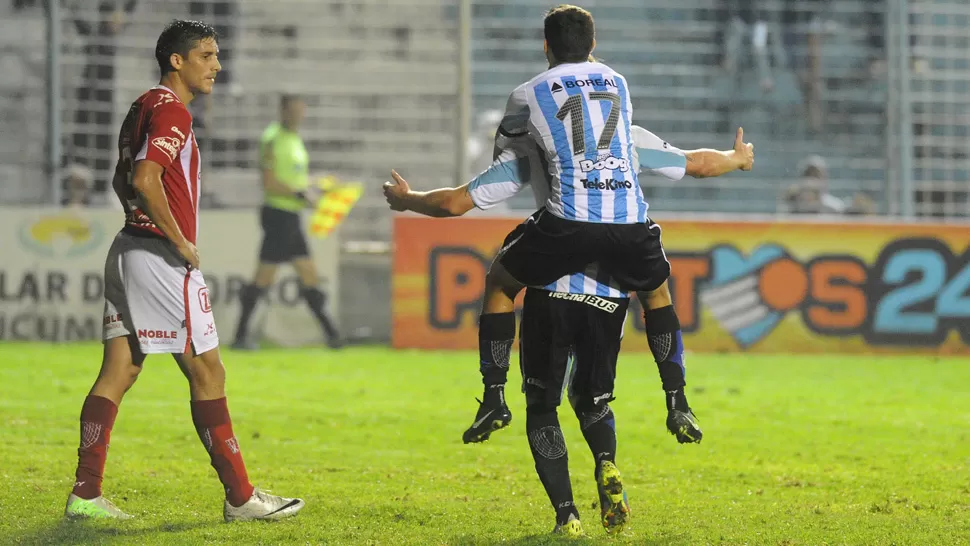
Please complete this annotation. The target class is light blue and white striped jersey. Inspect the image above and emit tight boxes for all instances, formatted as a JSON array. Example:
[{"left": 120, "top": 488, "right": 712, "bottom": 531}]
[
  {"left": 468, "top": 125, "right": 686, "bottom": 298},
  {"left": 496, "top": 62, "right": 686, "bottom": 224}
]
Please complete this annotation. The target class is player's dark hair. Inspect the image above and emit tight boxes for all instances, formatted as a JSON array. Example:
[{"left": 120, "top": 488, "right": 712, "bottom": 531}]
[
  {"left": 155, "top": 19, "right": 219, "bottom": 75},
  {"left": 544, "top": 4, "right": 595, "bottom": 64}
]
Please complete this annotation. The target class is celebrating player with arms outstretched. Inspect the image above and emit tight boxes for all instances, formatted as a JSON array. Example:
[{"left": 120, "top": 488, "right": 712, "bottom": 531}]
[
  {"left": 64, "top": 20, "right": 304, "bottom": 522},
  {"left": 385, "top": 121, "right": 738, "bottom": 535},
  {"left": 385, "top": 5, "right": 754, "bottom": 448},
  {"left": 468, "top": 4, "right": 753, "bottom": 445}
]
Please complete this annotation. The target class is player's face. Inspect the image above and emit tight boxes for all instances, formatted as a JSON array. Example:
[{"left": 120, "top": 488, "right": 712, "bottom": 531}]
[{"left": 183, "top": 37, "right": 221, "bottom": 95}]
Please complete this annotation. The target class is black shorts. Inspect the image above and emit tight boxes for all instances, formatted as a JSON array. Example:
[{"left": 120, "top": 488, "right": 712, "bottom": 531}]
[
  {"left": 519, "top": 287, "right": 630, "bottom": 409},
  {"left": 499, "top": 209, "right": 670, "bottom": 293},
  {"left": 259, "top": 205, "right": 310, "bottom": 264}
]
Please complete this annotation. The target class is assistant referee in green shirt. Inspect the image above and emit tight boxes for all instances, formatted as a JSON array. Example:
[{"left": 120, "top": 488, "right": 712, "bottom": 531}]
[{"left": 232, "top": 95, "right": 343, "bottom": 349}]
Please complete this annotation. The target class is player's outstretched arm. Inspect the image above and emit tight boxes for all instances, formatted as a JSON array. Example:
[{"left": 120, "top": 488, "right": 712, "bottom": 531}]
[
  {"left": 383, "top": 171, "right": 475, "bottom": 217},
  {"left": 131, "top": 160, "right": 199, "bottom": 268},
  {"left": 385, "top": 139, "right": 533, "bottom": 217},
  {"left": 683, "top": 127, "right": 755, "bottom": 178}
]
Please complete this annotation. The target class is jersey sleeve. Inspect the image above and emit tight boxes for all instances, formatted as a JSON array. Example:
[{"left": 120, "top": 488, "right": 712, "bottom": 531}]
[
  {"left": 631, "top": 125, "right": 686, "bottom": 181},
  {"left": 492, "top": 83, "right": 531, "bottom": 159},
  {"left": 468, "top": 136, "right": 537, "bottom": 210},
  {"left": 137, "top": 103, "right": 192, "bottom": 168}
]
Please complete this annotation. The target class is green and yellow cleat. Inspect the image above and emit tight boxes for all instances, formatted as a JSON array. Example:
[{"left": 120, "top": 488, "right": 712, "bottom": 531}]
[
  {"left": 65, "top": 493, "right": 132, "bottom": 520},
  {"left": 552, "top": 513, "right": 585, "bottom": 537},
  {"left": 598, "top": 461, "right": 630, "bottom": 534}
]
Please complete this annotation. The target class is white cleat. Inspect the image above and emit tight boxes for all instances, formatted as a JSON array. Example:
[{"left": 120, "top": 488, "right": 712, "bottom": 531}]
[
  {"left": 224, "top": 487, "right": 305, "bottom": 522},
  {"left": 65, "top": 493, "right": 133, "bottom": 519}
]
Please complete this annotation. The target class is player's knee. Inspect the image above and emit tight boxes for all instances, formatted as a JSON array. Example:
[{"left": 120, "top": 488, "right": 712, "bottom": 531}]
[
  {"left": 485, "top": 263, "right": 523, "bottom": 300},
  {"left": 525, "top": 383, "right": 561, "bottom": 414},
  {"left": 571, "top": 397, "right": 614, "bottom": 430},
  {"left": 300, "top": 286, "right": 327, "bottom": 308},
  {"left": 182, "top": 351, "right": 226, "bottom": 389},
  {"left": 239, "top": 283, "right": 267, "bottom": 306},
  {"left": 637, "top": 280, "right": 672, "bottom": 310},
  {"left": 104, "top": 362, "right": 141, "bottom": 388}
]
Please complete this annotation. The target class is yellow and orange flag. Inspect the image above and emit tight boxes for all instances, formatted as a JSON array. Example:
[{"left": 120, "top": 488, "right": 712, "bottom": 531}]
[{"left": 309, "top": 175, "right": 363, "bottom": 238}]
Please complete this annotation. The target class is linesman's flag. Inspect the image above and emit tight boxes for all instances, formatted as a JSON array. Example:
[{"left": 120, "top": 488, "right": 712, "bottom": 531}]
[{"left": 309, "top": 176, "right": 363, "bottom": 238}]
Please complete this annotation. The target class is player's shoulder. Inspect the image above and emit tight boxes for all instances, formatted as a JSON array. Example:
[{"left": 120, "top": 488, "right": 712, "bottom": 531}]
[
  {"left": 631, "top": 125, "right": 679, "bottom": 153},
  {"left": 505, "top": 81, "right": 531, "bottom": 104},
  {"left": 260, "top": 122, "right": 282, "bottom": 143},
  {"left": 139, "top": 87, "right": 191, "bottom": 121}
]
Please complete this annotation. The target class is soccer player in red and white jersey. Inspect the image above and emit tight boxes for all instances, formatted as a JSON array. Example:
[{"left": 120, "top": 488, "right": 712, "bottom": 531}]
[{"left": 65, "top": 20, "right": 305, "bottom": 522}]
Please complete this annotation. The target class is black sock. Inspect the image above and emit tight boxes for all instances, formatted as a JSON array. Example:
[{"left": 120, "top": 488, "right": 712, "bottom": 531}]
[
  {"left": 526, "top": 409, "right": 577, "bottom": 525},
  {"left": 479, "top": 312, "right": 515, "bottom": 387},
  {"left": 644, "top": 305, "right": 690, "bottom": 411},
  {"left": 573, "top": 401, "right": 617, "bottom": 474},
  {"left": 233, "top": 284, "right": 265, "bottom": 344},
  {"left": 301, "top": 286, "right": 340, "bottom": 341},
  {"left": 482, "top": 384, "right": 505, "bottom": 408}
]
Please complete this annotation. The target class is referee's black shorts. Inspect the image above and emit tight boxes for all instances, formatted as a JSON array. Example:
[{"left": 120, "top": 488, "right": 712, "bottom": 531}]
[
  {"left": 519, "top": 287, "right": 630, "bottom": 410},
  {"left": 258, "top": 205, "right": 310, "bottom": 264},
  {"left": 498, "top": 208, "right": 670, "bottom": 293}
]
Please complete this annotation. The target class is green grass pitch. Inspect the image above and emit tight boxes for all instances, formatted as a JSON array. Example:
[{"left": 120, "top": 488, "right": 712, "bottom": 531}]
[{"left": 1, "top": 343, "right": 969, "bottom": 545}]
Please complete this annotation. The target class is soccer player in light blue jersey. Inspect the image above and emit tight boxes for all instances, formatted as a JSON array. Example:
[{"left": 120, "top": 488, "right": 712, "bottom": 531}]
[
  {"left": 387, "top": 4, "right": 753, "bottom": 449},
  {"left": 383, "top": 122, "right": 739, "bottom": 535}
]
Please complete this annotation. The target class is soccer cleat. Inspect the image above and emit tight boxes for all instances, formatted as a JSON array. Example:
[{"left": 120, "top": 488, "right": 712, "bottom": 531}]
[
  {"left": 552, "top": 513, "right": 585, "bottom": 537},
  {"left": 64, "top": 493, "right": 132, "bottom": 519},
  {"left": 667, "top": 408, "right": 703, "bottom": 444},
  {"left": 597, "top": 460, "right": 630, "bottom": 534},
  {"left": 224, "top": 487, "right": 305, "bottom": 522},
  {"left": 462, "top": 391, "right": 512, "bottom": 444}
]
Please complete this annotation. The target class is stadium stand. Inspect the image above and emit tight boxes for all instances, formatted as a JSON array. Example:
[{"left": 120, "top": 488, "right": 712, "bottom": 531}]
[{"left": 0, "top": 0, "right": 967, "bottom": 219}]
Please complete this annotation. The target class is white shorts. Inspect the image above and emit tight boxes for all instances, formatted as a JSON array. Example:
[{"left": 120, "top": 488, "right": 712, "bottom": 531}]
[{"left": 102, "top": 232, "right": 220, "bottom": 355}]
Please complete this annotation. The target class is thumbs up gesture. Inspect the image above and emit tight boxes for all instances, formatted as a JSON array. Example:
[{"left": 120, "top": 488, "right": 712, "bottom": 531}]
[
  {"left": 383, "top": 170, "right": 411, "bottom": 211},
  {"left": 733, "top": 127, "right": 754, "bottom": 171}
]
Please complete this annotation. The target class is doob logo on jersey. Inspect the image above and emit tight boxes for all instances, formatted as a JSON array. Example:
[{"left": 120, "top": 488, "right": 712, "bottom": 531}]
[
  {"left": 18, "top": 213, "right": 104, "bottom": 258},
  {"left": 663, "top": 238, "right": 970, "bottom": 349}
]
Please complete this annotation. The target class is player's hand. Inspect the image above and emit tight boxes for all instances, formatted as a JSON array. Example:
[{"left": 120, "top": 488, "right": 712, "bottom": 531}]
[
  {"left": 383, "top": 170, "right": 411, "bottom": 212},
  {"left": 177, "top": 241, "right": 200, "bottom": 270},
  {"left": 733, "top": 127, "right": 754, "bottom": 171}
]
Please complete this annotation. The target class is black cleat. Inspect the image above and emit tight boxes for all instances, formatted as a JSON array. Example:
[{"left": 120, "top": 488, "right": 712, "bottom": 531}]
[
  {"left": 462, "top": 389, "right": 512, "bottom": 444},
  {"left": 666, "top": 408, "right": 703, "bottom": 444}
]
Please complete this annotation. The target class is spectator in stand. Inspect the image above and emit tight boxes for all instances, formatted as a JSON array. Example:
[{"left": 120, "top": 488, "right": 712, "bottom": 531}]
[
  {"left": 62, "top": 164, "right": 93, "bottom": 208},
  {"left": 720, "top": 0, "right": 781, "bottom": 94},
  {"left": 66, "top": 0, "right": 139, "bottom": 199},
  {"left": 783, "top": 155, "right": 875, "bottom": 215}
]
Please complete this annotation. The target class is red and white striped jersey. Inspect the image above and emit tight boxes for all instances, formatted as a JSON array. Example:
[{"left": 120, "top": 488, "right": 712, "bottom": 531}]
[{"left": 117, "top": 85, "right": 202, "bottom": 244}]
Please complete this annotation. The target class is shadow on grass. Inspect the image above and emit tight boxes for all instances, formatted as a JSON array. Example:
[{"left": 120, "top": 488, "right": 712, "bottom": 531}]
[
  {"left": 450, "top": 531, "right": 689, "bottom": 546},
  {"left": 15, "top": 519, "right": 213, "bottom": 545}
]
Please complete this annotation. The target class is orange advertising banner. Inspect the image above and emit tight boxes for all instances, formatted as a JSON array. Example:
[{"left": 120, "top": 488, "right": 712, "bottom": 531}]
[{"left": 392, "top": 216, "right": 970, "bottom": 354}]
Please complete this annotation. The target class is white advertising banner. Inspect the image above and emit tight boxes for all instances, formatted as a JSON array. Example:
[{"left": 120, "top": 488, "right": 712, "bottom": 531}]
[{"left": 0, "top": 207, "right": 339, "bottom": 346}]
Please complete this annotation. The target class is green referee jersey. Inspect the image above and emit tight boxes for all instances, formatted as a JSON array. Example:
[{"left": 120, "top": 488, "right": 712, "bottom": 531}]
[{"left": 261, "top": 122, "right": 309, "bottom": 212}]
